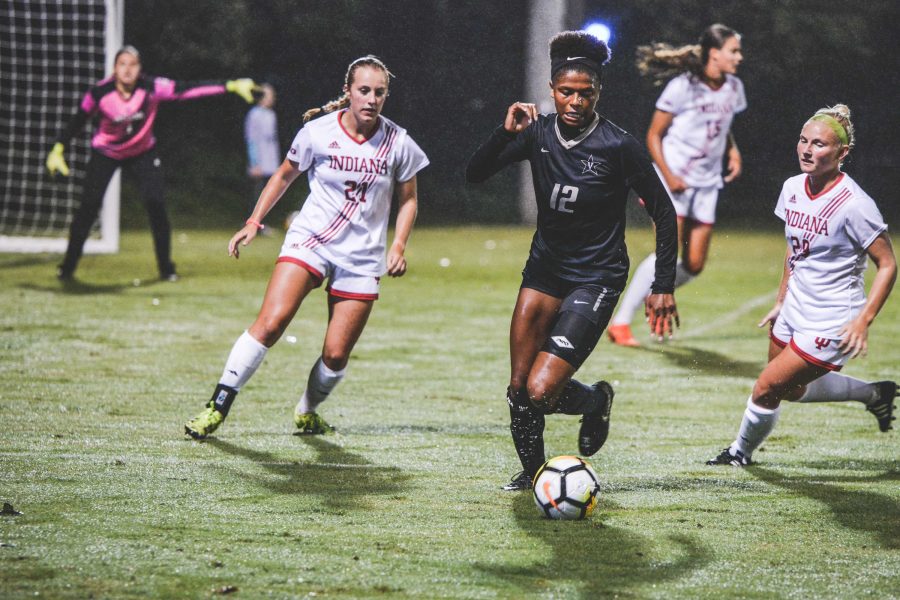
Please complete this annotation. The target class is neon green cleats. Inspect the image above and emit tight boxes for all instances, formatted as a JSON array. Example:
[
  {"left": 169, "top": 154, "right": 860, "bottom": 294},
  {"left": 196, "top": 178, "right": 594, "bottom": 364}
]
[
  {"left": 185, "top": 404, "right": 225, "bottom": 440},
  {"left": 294, "top": 411, "right": 334, "bottom": 434}
]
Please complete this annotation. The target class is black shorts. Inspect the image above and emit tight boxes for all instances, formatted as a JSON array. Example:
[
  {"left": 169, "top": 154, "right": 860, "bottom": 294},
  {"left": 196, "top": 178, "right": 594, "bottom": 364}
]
[{"left": 521, "top": 259, "right": 620, "bottom": 369}]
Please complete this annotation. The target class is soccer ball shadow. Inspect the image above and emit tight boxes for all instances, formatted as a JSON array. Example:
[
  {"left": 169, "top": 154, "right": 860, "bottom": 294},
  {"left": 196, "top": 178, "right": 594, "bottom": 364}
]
[
  {"left": 206, "top": 437, "right": 412, "bottom": 512},
  {"left": 475, "top": 493, "right": 712, "bottom": 599}
]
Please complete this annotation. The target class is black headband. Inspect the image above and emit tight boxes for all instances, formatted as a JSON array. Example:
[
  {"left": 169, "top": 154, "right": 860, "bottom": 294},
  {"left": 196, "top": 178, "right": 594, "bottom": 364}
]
[{"left": 551, "top": 56, "right": 602, "bottom": 79}]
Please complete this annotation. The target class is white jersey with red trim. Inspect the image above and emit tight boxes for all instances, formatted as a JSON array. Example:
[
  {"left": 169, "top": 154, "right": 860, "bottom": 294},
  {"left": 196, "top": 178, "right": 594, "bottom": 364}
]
[
  {"left": 775, "top": 173, "right": 887, "bottom": 337},
  {"left": 656, "top": 73, "right": 746, "bottom": 188},
  {"left": 285, "top": 110, "right": 429, "bottom": 276}
]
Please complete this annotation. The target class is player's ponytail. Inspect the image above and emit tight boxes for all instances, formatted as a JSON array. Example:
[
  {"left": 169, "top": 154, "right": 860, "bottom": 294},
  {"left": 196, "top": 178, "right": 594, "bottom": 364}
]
[
  {"left": 302, "top": 55, "right": 393, "bottom": 123},
  {"left": 636, "top": 23, "right": 739, "bottom": 85}
]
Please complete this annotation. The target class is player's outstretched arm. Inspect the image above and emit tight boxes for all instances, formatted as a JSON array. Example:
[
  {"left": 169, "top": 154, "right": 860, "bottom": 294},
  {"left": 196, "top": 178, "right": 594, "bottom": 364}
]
[
  {"left": 387, "top": 177, "right": 419, "bottom": 277},
  {"left": 229, "top": 159, "right": 301, "bottom": 258},
  {"left": 838, "top": 233, "right": 897, "bottom": 358},
  {"left": 226, "top": 78, "right": 261, "bottom": 104}
]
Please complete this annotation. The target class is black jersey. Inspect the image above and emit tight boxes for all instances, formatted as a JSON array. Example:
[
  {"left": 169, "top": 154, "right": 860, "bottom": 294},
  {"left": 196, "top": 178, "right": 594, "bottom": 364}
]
[{"left": 467, "top": 113, "right": 677, "bottom": 292}]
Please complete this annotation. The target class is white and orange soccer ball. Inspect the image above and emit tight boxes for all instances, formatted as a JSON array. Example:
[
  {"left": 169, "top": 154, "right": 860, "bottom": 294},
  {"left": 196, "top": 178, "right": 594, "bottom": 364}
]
[{"left": 532, "top": 455, "right": 601, "bottom": 520}]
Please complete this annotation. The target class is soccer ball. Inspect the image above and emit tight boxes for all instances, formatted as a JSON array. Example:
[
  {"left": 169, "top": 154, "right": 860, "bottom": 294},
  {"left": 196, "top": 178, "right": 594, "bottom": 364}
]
[{"left": 533, "top": 455, "right": 600, "bottom": 520}]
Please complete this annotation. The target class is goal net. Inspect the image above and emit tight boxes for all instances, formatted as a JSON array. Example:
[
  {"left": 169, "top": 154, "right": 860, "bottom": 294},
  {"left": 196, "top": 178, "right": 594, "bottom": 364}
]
[{"left": 0, "top": 0, "right": 123, "bottom": 253}]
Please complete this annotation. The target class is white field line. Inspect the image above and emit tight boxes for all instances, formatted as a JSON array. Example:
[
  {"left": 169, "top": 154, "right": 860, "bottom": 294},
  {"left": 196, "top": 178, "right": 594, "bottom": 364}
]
[{"left": 680, "top": 291, "right": 777, "bottom": 339}]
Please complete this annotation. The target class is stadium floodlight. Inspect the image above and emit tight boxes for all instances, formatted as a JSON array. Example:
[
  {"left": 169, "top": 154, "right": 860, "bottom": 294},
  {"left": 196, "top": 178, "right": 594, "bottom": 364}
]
[
  {"left": 582, "top": 22, "right": 612, "bottom": 45},
  {"left": 0, "top": 0, "right": 123, "bottom": 254}
]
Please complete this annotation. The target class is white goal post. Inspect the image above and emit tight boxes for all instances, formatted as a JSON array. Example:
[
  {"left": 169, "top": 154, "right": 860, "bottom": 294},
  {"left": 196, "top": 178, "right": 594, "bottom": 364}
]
[{"left": 0, "top": 0, "right": 123, "bottom": 254}]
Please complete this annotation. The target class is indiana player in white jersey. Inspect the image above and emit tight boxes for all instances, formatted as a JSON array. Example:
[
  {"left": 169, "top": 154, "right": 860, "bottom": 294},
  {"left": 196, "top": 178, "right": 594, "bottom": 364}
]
[
  {"left": 185, "top": 56, "right": 429, "bottom": 439},
  {"left": 608, "top": 24, "right": 746, "bottom": 346},
  {"left": 708, "top": 105, "right": 897, "bottom": 466}
]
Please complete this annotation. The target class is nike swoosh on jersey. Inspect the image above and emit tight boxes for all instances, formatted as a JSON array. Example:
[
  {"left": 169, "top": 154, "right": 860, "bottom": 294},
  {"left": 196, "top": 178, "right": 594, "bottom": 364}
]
[{"left": 540, "top": 148, "right": 550, "bottom": 153}]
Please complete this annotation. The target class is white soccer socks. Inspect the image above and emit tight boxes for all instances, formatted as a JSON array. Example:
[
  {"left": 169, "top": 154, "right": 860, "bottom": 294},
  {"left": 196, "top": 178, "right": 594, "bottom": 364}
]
[
  {"left": 611, "top": 253, "right": 657, "bottom": 326},
  {"left": 219, "top": 331, "right": 268, "bottom": 390},
  {"left": 794, "top": 372, "right": 879, "bottom": 405},
  {"left": 296, "top": 357, "right": 346, "bottom": 415},
  {"left": 673, "top": 260, "right": 697, "bottom": 288},
  {"left": 731, "top": 397, "right": 780, "bottom": 459},
  {"left": 611, "top": 254, "right": 696, "bottom": 326}
]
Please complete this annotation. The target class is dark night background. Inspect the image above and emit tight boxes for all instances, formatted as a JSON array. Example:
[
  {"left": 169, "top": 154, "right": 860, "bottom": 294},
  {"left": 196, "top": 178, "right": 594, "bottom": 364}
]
[{"left": 119, "top": 0, "right": 899, "bottom": 230}]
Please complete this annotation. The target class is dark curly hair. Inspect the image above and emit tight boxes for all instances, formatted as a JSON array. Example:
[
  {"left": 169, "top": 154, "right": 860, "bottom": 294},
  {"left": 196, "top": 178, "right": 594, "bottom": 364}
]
[{"left": 549, "top": 31, "right": 611, "bottom": 85}]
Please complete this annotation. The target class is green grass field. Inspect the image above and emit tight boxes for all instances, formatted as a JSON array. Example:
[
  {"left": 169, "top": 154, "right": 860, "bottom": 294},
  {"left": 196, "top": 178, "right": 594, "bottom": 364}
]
[{"left": 1, "top": 226, "right": 898, "bottom": 599}]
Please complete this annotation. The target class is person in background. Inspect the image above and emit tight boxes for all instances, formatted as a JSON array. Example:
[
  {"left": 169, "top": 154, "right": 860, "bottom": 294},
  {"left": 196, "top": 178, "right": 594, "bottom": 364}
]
[
  {"left": 608, "top": 24, "right": 745, "bottom": 346},
  {"left": 708, "top": 104, "right": 897, "bottom": 466},
  {"left": 46, "top": 45, "right": 258, "bottom": 282},
  {"left": 244, "top": 83, "right": 280, "bottom": 231}
]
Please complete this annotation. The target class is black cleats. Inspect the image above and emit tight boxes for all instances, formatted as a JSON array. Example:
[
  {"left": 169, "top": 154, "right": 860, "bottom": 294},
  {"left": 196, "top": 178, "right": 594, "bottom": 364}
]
[
  {"left": 578, "top": 381, "right": 614, "bottom": 456},
  {"left": 706, "top": 447, "right": 751, "bottom": 466},
  {"left": 867, "top": 381, "right": 897, "bottom": 432},
  {"left": 501, "top": 470, "right": 533, "bottom": 492}
]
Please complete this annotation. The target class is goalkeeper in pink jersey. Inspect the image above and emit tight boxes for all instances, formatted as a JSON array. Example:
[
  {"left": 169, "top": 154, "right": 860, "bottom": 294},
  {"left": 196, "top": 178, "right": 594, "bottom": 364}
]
[
  {"left": 45, "top": 45, "right": 258, "bottom": 281},
  {"left": 708, "top": 105, "right": 897, "bottom": 466},
  {"left": 184, "top": 56, "right": 429, "bottom": 439}
]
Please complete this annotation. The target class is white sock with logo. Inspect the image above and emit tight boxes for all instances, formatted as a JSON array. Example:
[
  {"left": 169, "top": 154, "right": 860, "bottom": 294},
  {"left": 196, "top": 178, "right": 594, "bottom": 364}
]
[
  {"left": 611, "top": 253, "right": 656, "bottom": 326},
  {"left": 218, "top": 331, "right": 268, "bottom": 390},
  {"left": 794, "top": 372, "right": 878, "bottom": 405},
  {"left": 731, "top": 396, "right": 780, "bottom": 458},
  {"left": 296, "top": 357, "right": 346, "bottom": 415}
]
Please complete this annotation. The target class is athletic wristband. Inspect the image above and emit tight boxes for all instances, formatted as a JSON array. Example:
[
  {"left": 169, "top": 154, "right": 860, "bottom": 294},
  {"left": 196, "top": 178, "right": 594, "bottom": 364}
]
[{"left": 245, "top": 218, "right": 265, "bottom": 230}]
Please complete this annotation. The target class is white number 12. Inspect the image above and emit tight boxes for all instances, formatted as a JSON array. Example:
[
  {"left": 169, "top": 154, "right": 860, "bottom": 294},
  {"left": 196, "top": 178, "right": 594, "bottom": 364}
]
[{"left": 550, "top": 184, "right": 578, "bottom": 213}]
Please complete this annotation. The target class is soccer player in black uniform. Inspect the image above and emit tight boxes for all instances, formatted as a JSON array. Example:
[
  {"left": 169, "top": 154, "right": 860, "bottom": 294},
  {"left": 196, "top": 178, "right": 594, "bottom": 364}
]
[{"left": 466, "top": 31, "right": 679, "bottom": 490}]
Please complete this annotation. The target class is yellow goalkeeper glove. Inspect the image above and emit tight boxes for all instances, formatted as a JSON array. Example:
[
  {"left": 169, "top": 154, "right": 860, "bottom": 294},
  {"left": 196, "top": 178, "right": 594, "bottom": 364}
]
[
  {"left": 226, "top": 78, "right": 259, "bottom": 104},
  {"left": 46, "top": 143, "right": 70, "bottom": 176}
]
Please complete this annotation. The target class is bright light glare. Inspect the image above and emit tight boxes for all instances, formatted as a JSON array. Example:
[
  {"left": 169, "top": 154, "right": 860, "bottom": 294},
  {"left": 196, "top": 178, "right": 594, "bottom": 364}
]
[{"left": 583, "top": 22, "right": 611, "bottom": 44}]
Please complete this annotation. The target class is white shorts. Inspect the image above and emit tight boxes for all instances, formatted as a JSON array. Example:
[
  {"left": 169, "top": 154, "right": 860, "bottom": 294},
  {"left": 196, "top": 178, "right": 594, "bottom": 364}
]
[
  {"left": 654, "top": 165, "right": 721, "bottom": 225},
  {"left": 277, "top": 240, "right": 379, "bottom": 301},
  {"left": 770, "top": 315, "right": 846, "bottom": 371}
]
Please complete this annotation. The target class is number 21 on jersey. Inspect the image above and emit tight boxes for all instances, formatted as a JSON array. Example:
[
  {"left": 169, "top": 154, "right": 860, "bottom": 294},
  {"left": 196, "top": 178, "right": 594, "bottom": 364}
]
[{"left": 550, "top": 183, "right": 578, "bottom": 213}]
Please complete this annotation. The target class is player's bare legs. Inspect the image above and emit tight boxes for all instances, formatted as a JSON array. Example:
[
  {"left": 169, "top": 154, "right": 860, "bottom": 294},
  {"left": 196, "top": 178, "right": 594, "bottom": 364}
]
[
  {"left": 186, "top": 263, "right": 318, "bottom": 439},
  {"left": 509, "top": 288, "right": 561, "bottom": 392},
  {"left": 293, "top": 296, "right": 374, "bottom": 434},
  {"left": 681, "top": 219, "right": 713, "bottom": 276},
  {"left": 526, "top": 352, "right": 576, "bottom": 411},
  {"left": 708, "top": 340, "right": 828, "bottom": 465},
  {"left": 249, "top": 262, "right": 320, "bottom": 347},
  {"left": 753, "top": 341, "right": 830, "bottom": 409},
  {"left": 504, "top": 288, "right": 561, "bottom": 487},
  {"left": 322, "top": 297, "right": 373, "bottom": 370}
]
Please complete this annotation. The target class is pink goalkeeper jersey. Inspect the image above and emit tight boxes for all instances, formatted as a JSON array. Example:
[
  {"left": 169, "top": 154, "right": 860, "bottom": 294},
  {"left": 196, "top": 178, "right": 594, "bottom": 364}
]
[
  {"left": 775, "top": 173, "right": 887, "bottom": 337},
  {"left": 285, "top": 111, "right": 429, "bottom": 277},
  {"left": 76, "top": 75, "right": 226, "bottom": 160}
]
